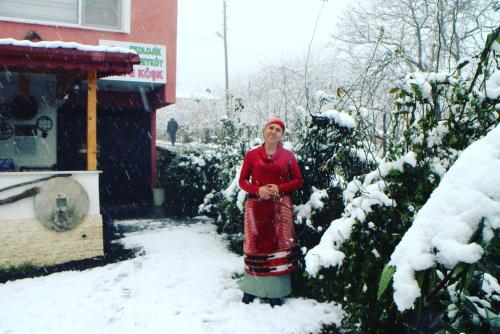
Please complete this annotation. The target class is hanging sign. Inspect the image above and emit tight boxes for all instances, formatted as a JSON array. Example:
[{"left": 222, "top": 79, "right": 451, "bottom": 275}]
[{"left": 99, "top": 40, "right": 167, "bottom": 84}]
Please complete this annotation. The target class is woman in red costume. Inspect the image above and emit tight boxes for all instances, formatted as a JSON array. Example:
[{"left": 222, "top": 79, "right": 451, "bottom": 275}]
[{"left": 238, "top": 117, "right": 304, "bottom": 307}]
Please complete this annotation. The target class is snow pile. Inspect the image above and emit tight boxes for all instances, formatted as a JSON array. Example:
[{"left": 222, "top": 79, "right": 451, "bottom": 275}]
[
  {"left": 305, "top": 152, "right": 417, "bottom": 276},
  {"left": 178, "top": 153, "right": 207, "bottom": 168},
  {"left": 352, "top": 147, "right": 378, "bottom": 164},
  {"left": 481, "top": 273, "right": 500, "bottom": 300},
  {"left": 429, "top": 149, "right": 460, "bottom": 178},
  {"left": 198, "top": 190, "right": 216, "bottom": 214},
  {"left": 427, "top": 121, "right": 449, "bottom": 148},
  {"left": 318, "top": 109, "right": 356, "bottom": 129},
  {"left": 304, "top": 215, "right": 355, "bottom": 275},
  {"left": 0, "top": 37, "right": 136, "bottom": 54},
  {"left": 222, "top": 164, "right": 242, "bottom": 200},
  {"left": 389, "top": 124, "right": 500, "bottom": 311},
  {"left": 282, "top": 141, "right": 294, "bottom": 151},
  {"left": 0, "top": 221, "right": 343, "bottom": 334},
  {"left": 363, "top": 152, "right": 416, "bottom": 185},
  {"left": 221, "top": 164, "right": 247, "bottom": 211},
  {"left": 446, "top": 277, "right": 500, "bottom": 324},
  {"left": 405, "top": 72, "right": 457, "bottom": 100},
  {"left": 191, "top": 155, "right": 207, "bottom": 167},
  {"left": 406, "top": 73, "right": 432, "bottom": 100},
  {"left": 485, "top": 70, "right": 500, "bottom": 100},
  {"left": 493, "top": 40, "right": 500, "bottom": 52},
  {"left": 296, "top": 187, "right": 329, "bottom": 228},
  {"left": 314, "top": 90, "right": 334, "bottom": 102},
  {"left": 155, "top": 140, "right": 219, "bottom": 152}
]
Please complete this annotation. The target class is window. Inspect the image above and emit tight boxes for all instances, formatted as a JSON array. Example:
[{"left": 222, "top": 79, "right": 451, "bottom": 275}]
[
  {"left": 0, "top": 0, "right": 128, "bottom": 32},
  {"left": 0, "top": 0, "right": 78, "bottom": 24},
  {"left": 82, "top": 0, "right": 121, "bottom": 30}
]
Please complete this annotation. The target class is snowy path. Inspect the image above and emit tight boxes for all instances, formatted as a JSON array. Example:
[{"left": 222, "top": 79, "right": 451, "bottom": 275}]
[{"left": 0, "top": 219, "right": 343, "bottom": 334}]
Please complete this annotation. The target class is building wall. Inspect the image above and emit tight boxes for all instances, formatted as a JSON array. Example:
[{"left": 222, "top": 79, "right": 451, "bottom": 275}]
[
  {"left": 0, "top": 172, "right": 103, "bottom": 268},
  {"left": 0, "top": 172, "right": 101, "bottom": 219},
  {"left": 0, "top": 215, "right": 103, "bottom": 268},
  {"left": 0, "top": 73, "right": 58, "bottom": 169},
  {"left": 0, "top": 0, "right": 177, "bottom": 105}
]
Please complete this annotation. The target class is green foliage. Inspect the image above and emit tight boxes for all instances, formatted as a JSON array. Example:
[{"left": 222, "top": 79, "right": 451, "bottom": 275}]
[
  {"left": 217, "top": 117, "right": 241, "bottom": 148},
  {"left": 160, "top": 149, "right": 220, "bottom": 216},
  {"left": 0, "top": 262, "right": 37, "bottom": 279},
  {"left": 378, "top": 265, "right": 396, "bottom": 300},
  {"left": 216, "top": 197, "right": 245, "bottom": 254},
  {"left": 425, "top": 232, "right": 500, "bottom": 332},
  {"left": 304, "top": 160, "right": 437, "bottom": 333},
  {"left": 198, "top": 119, "right": 252, "bottom": 252},
  {"left": 304, "top": 26, "right": 499, "bottom": 333},
  {"left": 294, "top": 113, "right": 375, "bottom": 252}
]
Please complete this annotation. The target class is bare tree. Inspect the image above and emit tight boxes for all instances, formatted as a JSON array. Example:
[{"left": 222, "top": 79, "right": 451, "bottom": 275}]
[
  {"left": 329, "top": 0, "right": 498, "bottom": 154},
  {"left": 334, "top": 0, "right": 497, "bottom": 72}
]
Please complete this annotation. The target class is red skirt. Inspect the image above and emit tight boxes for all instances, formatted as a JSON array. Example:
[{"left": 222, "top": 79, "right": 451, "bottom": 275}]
[{"left": 243, "top": 195, "right": 299, "bottom": 277}]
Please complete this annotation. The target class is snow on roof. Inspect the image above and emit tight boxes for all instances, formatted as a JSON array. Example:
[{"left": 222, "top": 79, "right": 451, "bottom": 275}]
[
  {"left": 0, "top": 38, "right": 137, "bottom": 54},
  {"left": 389, "top": 124, "right": 500, "bottom": 311}
]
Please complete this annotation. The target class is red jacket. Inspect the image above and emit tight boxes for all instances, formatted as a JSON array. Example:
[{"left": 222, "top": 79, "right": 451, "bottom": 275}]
[{"left": 239, "top": 143, "right": 304, "bottom": 195}]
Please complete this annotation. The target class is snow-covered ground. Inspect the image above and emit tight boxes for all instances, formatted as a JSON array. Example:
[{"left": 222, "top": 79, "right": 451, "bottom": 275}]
[
  {"left": 156, "top": 139, "right": 219, "bottom": 153},
  {"left": 0, "top": 219, "right": 343, "bottom": 334}
]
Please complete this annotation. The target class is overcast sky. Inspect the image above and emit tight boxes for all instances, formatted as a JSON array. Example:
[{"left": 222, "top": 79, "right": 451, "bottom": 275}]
[{"left": 176, "top": 0, "right": 350, "bottom": 96}]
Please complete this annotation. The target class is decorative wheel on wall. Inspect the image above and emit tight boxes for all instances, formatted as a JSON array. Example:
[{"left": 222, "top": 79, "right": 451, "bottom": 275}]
[
  {"left": 11, "top": 95, "right": 38, "bottom": 120},
  {"left": 37, "top": 116, "right": 53, "bottom": 138},
  {"left": 0, "top": 121, "right": 14, "bottom": 140},
  {"left": 34, "top": 177, "right": 90, "bottom": 232}
]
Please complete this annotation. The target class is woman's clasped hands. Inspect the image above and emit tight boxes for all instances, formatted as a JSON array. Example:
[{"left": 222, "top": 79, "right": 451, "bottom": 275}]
[{"left": 258, "top": 184, "right": 279, "bottom": 199}]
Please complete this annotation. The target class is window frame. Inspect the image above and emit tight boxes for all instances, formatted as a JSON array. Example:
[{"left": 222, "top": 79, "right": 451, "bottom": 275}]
[{"left": 0, "top": 0, "right": 131, "bottom": 33}]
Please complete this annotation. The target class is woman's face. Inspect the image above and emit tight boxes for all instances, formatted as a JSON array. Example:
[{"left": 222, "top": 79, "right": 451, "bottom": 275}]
[{"left": 263, "top": 124, "right": 283, "bottom": 145}]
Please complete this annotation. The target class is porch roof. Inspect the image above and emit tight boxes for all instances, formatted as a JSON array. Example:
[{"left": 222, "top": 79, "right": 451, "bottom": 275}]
[{"left": 0, "top": 38, "right": 140, "bottom": 78}]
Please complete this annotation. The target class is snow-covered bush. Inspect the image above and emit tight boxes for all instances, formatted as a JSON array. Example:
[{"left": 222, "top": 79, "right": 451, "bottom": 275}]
[
  {"left": 197, "top": 118, "right": 254, "bottom": 253},
  {"left": 389, "top": 124, "right": 500, "bottom": 331},
  {"left": 292, "top": 109, "right": 376, "bottom": 263},
  {"left": 303, "top": 150, "right": 435, "bottom": 332},
  {"left": 303, "top": 29, "right": 499, "bottom": 332},
  {"left": 160, "top": 149, "right": 220, "bottom": 216}
]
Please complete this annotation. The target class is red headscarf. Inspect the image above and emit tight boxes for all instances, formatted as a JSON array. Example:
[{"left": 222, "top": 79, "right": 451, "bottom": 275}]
[{"left": 264, "top": 117, "right": 286, "bottom": 133}]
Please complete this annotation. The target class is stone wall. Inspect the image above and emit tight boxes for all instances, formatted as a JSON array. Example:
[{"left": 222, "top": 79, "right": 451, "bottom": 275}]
[{"left": 0, "top": 215, "right": 103, "bottom": 268}]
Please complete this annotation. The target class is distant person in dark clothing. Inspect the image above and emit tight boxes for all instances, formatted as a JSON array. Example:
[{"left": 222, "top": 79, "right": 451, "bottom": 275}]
[{"left": 167, "top": 118, "right": 179, "bottom": 145}]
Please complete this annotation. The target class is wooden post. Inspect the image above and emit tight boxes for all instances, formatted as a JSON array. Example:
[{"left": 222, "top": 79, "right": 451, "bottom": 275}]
[{"left": 87, "top": 69, "right": 97, "bottom": 171}]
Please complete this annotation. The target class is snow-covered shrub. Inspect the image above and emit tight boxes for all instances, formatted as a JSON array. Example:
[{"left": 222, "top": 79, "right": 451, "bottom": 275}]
[
  {"left": 389, "top": 124, "right": 500, "bottom": 332},
  {"left": 303, "top": 29, "right": 499, "bottom": 332},
  {"left": 293, "top": 110, "right": 376, "bottom": 263},
  {"left": 197, "top": 118, "right": 253, "bottom": 253},
  {"left": 303, "top": 151, "right": 435, "bottom": 332},
  {"left": 160, "top": 149, "right": 220, "bottom": 216}
]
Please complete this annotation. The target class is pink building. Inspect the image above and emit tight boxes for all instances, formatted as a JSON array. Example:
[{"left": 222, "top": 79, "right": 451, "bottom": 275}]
[{"left": 0, "top": 1, "right": 177, "bottom": 267}]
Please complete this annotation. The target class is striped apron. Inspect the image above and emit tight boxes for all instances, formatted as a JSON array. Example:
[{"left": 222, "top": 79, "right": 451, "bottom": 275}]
[{"left": 243, "top": 195, "right": 299, "bottom": 277}]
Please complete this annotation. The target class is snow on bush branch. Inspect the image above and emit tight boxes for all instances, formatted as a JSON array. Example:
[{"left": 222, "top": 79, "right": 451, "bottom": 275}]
[
  {"left": 389, "top": 124, "right": 500, "bottom": 312},
  {"left": 295, "top": 187, "right": 329, "bottom": 230},
  {"left": 221, "top": 164, "right": 247, "bottom": 211},
  {"left": 305, "top": 152, "right": 417, "bottom": 276},
  {"left": 317, "top": 109, "right": 356, "bottom": 129}
]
